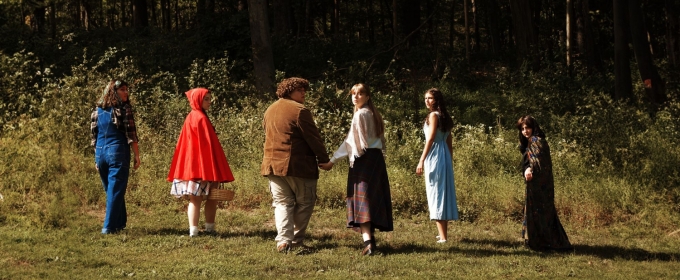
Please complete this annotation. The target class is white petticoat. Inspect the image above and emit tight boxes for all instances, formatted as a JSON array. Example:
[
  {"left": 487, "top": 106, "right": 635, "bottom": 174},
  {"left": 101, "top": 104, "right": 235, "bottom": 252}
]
[{"left": 170, "top": 179, "right": 218, "bottom": 198}]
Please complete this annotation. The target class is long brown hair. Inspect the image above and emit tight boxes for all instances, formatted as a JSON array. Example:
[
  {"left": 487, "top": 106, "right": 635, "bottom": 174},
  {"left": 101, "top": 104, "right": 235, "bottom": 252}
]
[
  {"left": 351, "top": 83, "right": 385, "bottom": 137},
  {"left": 424, "top": 88, "right": 454, "bottom": 132},
  {"left": 516, "top": 115, "right": 546, "bottom": 153},
  {"left": 97, "top": 80, "right": 128, "bottom": 108}
]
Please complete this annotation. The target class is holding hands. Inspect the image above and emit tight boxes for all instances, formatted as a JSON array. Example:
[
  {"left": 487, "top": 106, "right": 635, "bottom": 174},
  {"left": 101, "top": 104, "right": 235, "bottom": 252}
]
[{"left": 319, "top": 161, "right": 334, "bottom": 171}]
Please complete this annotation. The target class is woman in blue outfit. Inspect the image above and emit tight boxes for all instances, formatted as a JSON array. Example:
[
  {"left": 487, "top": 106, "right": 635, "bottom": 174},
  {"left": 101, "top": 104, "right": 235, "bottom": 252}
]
[
  {"left": 416, "top": 88, "right": 459, "bottom": 243},
  {"left": 90, "top": 80, "right": 141, "bottom": 234}
]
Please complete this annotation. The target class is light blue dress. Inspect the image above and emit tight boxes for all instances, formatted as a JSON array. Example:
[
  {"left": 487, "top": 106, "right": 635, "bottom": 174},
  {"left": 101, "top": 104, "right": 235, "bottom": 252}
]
[{"left": 424, "top": 116, "right": 459, "bottom": 221}]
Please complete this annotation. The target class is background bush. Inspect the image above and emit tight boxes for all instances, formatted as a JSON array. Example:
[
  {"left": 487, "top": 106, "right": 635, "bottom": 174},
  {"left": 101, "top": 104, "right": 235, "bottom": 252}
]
[{"left": 0, "top": 49, "right": 678, "bottom": 232}]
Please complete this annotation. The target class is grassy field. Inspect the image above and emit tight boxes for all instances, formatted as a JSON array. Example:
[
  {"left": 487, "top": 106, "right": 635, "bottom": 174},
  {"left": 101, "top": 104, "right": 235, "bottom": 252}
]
[
  {"left": 2, "top": 203, "right": 679, "bottom": 279},
  {"left": 1, "top": 52, "right": 679, "bottom": 278}
]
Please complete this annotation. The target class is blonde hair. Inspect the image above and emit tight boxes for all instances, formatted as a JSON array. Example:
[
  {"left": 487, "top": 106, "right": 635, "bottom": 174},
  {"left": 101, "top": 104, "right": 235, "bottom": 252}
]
[{"left": 350, "top": 83, "right": 385, "bottom": 137}]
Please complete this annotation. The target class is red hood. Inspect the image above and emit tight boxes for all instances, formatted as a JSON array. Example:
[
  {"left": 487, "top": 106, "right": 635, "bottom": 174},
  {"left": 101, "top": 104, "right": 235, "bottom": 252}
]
[{"left": 185, "top": 88, "right": 208, "bottom": 111}]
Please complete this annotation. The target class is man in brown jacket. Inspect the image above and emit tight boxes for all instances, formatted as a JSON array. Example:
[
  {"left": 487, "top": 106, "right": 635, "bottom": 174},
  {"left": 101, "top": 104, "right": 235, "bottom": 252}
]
[{"left": 261, "top": 77, "right": 330, "bottom": 253}]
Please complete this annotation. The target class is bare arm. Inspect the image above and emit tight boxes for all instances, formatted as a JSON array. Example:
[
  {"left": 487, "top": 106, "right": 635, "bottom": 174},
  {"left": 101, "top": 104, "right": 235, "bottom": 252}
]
[
  {"left": 130, "top": 142, "right": 140, "bottom": 170},
  {"left": 416, "top": 113, "right": 438, "bottom": 175}
]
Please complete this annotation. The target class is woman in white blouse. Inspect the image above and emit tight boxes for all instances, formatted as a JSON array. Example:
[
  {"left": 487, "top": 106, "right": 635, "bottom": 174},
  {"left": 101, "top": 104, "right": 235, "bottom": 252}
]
[{"left": 319, "top": 83, "right": 393, "bottom": 256}]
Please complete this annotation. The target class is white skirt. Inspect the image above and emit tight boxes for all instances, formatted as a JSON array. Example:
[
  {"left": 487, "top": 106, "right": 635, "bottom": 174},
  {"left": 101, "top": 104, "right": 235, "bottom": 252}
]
[{"left": 170, "top": 179, "right": 218, "bottom": 198}]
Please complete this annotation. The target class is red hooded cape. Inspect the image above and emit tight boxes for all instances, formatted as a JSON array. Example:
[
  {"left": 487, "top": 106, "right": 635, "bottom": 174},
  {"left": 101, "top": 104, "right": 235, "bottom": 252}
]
[{"left": 167, "top": 88, "right": 234, "bottom": 182}]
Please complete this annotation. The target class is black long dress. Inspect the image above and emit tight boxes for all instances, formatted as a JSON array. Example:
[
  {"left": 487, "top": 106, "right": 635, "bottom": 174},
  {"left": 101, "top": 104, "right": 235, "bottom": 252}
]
[{"left": 521, "top": 136, "right": 572, "bottom": 251}]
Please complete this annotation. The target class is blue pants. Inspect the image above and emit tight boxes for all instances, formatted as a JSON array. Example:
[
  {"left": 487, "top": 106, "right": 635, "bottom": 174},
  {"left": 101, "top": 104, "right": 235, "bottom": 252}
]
[{"left": 96, "top": 144, "right": 130, "bottom": 233}]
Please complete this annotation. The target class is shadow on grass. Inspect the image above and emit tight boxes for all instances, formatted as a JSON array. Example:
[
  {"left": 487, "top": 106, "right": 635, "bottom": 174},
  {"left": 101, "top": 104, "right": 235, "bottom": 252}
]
[
  {"left": 381, "top": 243, "right": 441, "bottom": 255},
  {"left": 142, "top": 228, "right": 279, "bottom": 240},
  {"left": 572, "top": 244, "right": 680, "bottom": 262},
  {"left": 460, "top": 238, "right": 680, "bottom": 261},
  {"left": 144, "top": 228, "right": 189, "bottom": 236}
]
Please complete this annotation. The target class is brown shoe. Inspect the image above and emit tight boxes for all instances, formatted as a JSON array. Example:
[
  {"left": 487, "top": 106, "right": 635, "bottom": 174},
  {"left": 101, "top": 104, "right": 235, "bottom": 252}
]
[
  {"left": 277, "top": 242, "right": 290, "bottom": 253},
  {"left": 361, "top": 244, "right": 374, "bottom": 256}
]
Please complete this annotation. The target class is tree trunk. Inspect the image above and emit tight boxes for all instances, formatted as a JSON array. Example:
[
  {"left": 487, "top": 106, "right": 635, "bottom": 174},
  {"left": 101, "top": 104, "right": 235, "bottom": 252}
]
[
  {"left": 81, "top": 0, "right": 91, "bottom": 30},
  {"left": 304, "top": 0, "right": 311, "bottom": 35},
  {"left": 32, "top": 6, "right": 46, "bottom": 34},
  {"left": 614, "top": 0, "right": 632, "bottom": 100},
  {"left": 50, "top": 2, "right": 56, "bottom": 39},
  {"left": 133, "top": 0, "right": 148, "bottom": 29},
  {"left": 483, "top": 0, "right": 501, "bottom": 54},
  {"left": 509, "top": 0, "right": 539, "bottom": 68},
  {"left": 174, "top": 0, "right": 179, "bottom": 30},
  {"left": 666, "top": 0, "right": 680, "bottom": 68},
  {"left": 206, "top": 0, "right": 214, "bottom": 15},
  {"left": 248, "top": 0, "right": 276, "bottom": 95},
  {"left": 566, "top": 0, "right": 575, "bottom": 76},
  {"left": 150, "top": 0, "right": 156, "bottom": 27},
  {"left": 449, "top": 1, "right": 455, "bottom": 49},
  {"left": 160, "top": 0, "right": 170, "bottom": 30},
  {"left": 392, "top": 0, "right": 398, "bottom": 45},
  {"left": 332, "top": 0, "right": 340, "bottom": 35},
  {"left": 464, "top": 0, "right": 470, "bottom": 63},
  {"left": 472, "top": 0, "right": 480, "bottom": 52},
  {"left": 272, "top": 0, "right": 292, "bottom": 37},
  {"left": 579, "top": 0, "right": 601, "bottom": 74},
  {"left": 121, "top": 0, "right": 127, "bottom": 27},
  {"left": 368, "top": 0, "right": 375, "bottom": 44},
  {"left": 628, "top": 0, "right": 666, "bottom": 107},
  {"left": 399, "top": 0, "right": 420, "bottom": 47},
  {"left": 196, "top": 0, "right": 206, "bottom": 25}
]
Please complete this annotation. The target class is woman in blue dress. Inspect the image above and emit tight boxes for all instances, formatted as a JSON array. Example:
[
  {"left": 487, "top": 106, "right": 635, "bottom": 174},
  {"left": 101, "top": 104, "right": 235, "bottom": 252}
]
[{"left": 416, "top": 88, "right": 459, "bottom": 243}]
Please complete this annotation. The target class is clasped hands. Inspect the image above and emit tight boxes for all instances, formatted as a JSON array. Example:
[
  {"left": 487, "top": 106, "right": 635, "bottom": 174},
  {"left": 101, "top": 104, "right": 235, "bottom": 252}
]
[{"left": 318, "top": 161, "right": 334, "bottom": 171}]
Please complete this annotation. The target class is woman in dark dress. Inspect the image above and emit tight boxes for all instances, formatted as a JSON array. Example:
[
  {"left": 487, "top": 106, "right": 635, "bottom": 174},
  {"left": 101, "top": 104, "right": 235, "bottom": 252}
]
[
  {"left": 517, "top": 116, "right": 572, "bottom": 251},
  {"left": 319, "top": 84, "right": 393, "bottom": 256}
]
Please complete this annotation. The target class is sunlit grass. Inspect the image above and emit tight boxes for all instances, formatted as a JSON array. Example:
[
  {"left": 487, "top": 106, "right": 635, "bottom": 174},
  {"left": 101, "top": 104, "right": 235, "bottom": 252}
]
[{"left": 1, "top": 206, "right": 679, "bottom": 279}]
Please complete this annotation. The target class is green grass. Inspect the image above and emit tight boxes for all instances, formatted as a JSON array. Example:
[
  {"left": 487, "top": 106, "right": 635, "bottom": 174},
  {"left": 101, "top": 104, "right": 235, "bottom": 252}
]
[{"left": 1, "top": 205, "right": 679, "bottom": 279}]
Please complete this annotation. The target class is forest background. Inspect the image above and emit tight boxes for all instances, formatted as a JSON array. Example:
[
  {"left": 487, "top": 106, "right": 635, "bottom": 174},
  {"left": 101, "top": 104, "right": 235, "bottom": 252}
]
[{"left": 0, "top": 0, "right": 679, "bottom": 278}]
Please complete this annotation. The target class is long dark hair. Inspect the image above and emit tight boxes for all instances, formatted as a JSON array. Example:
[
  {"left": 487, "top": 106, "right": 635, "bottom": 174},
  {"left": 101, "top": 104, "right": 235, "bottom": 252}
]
[
  {"left": 97, "top": 80, "right": 128, "bottom": 108},
  {"left": 516, "top": 115, "right": 546, "bottom": 154},
  {"left": 424, "top": 88, "right": 454, "bottom": 132},
  {"left": 351, "top": 83, "right": 385, "bottom": 137}
]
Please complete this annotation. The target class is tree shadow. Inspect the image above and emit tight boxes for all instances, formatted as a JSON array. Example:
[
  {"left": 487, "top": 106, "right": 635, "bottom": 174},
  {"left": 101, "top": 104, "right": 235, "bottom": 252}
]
[
  {"left": 572, "top": 244, "right": 680, "bottom": 262},
  {"left": 229, "top": 228, "right": 278, "bottom": 240},
  {"left": 141, "top": 228, "right": 187, "bottom": 236},
  {"left": 142, "top": 227, "right": 278, "bottom": 240},
  {"left": 380, "top": 243, "right": 442, "bottom": 255},
  {"left": 460, "top": 238, "right": 519, "bottom": 249},
  {"left": 459, "top": 238, "right": 680, "bottom": 261}
]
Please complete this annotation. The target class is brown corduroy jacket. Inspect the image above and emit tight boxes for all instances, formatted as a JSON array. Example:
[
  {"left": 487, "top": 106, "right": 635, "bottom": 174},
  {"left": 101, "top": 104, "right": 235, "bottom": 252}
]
[{"left": 261, "top": 98, "right": 330, "bottom": 179}]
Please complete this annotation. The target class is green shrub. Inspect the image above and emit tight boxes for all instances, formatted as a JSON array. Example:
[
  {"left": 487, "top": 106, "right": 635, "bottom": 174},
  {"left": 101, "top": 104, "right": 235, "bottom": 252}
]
[{"left": 1, "top": 50, "right": 679, "bottom": 231}]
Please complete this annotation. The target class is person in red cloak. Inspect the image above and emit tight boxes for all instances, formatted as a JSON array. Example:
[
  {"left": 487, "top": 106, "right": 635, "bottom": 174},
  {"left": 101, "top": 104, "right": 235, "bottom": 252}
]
[{"left": 168, "top": 88, "right": 234, "bottom": 237}]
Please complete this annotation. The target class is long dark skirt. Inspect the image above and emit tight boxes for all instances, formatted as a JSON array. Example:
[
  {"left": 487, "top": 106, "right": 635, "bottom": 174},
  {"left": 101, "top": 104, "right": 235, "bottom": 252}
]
[
  {"left": 346, "top": 149, "right": 394, "bottom": 232},
  {"left": 522, "top": 176, "right": 572, "bottom": 251}
]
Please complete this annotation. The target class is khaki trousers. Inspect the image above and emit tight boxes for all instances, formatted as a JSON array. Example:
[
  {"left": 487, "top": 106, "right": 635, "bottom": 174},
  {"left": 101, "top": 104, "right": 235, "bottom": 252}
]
[{"left": 268, "top": 175, "right": 317, "bottom": 245}]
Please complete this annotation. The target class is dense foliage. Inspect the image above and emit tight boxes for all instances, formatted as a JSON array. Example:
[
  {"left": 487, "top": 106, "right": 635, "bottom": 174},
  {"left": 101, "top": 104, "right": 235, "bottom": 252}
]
[
  {"left": 0, "top": 0, "right": 679, "bottom": 231},
  {"left": 0, "top": 47, "right": 678, "bottom": 231}
]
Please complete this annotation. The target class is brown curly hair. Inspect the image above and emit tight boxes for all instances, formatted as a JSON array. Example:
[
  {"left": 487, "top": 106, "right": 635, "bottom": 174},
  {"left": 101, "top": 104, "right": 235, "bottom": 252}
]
[
  {"left": 276, "top": 77, "right": 310, "bottom": 98},
  {"left": 97, "top": 80, "right": 128, "bottom": 108}
]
